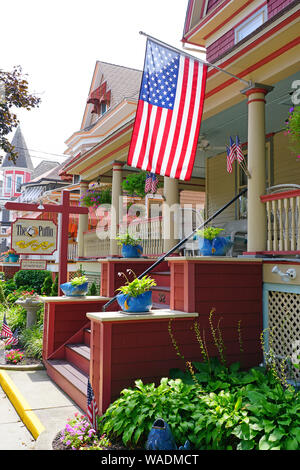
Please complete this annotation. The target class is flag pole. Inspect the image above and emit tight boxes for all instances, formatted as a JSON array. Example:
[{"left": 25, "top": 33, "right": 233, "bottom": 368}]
[{"left": 139, "top": 31, "right": 252, "bottom": 87}]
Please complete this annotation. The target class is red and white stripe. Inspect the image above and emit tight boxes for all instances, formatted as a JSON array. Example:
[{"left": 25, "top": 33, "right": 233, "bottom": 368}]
[{"left": 128, "top": 57, "right": 207, "bottom": 181}]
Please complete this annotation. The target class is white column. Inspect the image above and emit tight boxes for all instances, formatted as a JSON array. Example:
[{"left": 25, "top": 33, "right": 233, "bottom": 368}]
[
  {"left": 242, "top": 83, "right": 273, "bottom": 253},
  {"left": 163, "top": 176, "right": 180, "bottom": 253},
  {"left": 78, "top": 180, "right": 89, "bottom": 258},
  {"left": 110, "top": 161, "right": 124, "bottom": 256}
]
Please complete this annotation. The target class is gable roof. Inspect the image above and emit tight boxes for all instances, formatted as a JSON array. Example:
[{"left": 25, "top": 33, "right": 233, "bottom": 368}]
[
  {"left": 81, "top": 61, "right": 142, "bottom": 131},
  {"left": 1, "top": 126, "right": 34, "bottom": 170},
  {"left": 31, "top": 160, "right": 60, "bottom": 180}
]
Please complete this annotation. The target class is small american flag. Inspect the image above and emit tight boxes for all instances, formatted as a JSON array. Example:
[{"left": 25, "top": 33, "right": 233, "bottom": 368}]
[
  {"left": 5, "top": 328, "right": 19, "bottom": 346},
  {"left": 128, "top": 38, "right": 207, "bottom": 181},
  {"left": 145, "top": 172, "right": 153, "bottom": 193},
  {"left": 236, "top": 136, "right": 244, "bottom": 162},
  {"left": 226, "top": 146, "right": 234, "bottom": 174},
  {"left": 87, "top": 378, "right": 98, "bottom": 431},
  {"left": 151, "top": 173, "right": 159, "bottom": 193},
  {"left": 1, "top": 313, "right": 13, "bottom": 338}
]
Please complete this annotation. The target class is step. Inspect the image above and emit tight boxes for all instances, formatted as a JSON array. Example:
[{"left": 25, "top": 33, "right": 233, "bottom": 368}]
[
  {"left": 65, "top": 343, "right": 90, "bottom": 375},
  {"left": 151, "top": 271, "right": 171, "bottom": 287},
  {"left": 46, "top": 359, "right": 88, "bottom": 412},
  {"left": 83, "top": 328, "right": 91, "bottom": 346},
  {"left": 151, "top": 286, "right": 170, "bottom": 306}
]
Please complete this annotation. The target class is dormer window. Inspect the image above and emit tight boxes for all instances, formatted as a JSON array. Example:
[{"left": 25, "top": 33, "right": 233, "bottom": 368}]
[
  {"left": 87, "top": 81, "right": 111, "bottom": 116},
  {"left": 235, "top": 6, "right": 268, "bottom": 44}
]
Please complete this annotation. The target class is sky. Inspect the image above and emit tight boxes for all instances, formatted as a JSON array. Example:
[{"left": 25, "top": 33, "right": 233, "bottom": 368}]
[{"left": 1, "top": 0, "right": 191, "bottom": 168}]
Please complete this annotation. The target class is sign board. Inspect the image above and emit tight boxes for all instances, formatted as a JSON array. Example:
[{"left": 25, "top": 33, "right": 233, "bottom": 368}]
[
  {"left": 20, "top": 259, "right": 47, "bottom": 270},
  {"left": 11, "top": 218, "right": 57, "bottom": 255}
]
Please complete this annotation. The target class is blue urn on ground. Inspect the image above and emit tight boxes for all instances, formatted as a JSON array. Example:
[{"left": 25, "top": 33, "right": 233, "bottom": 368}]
[{"left": 146, "top": 418, "right": 190, "bottom": 450}]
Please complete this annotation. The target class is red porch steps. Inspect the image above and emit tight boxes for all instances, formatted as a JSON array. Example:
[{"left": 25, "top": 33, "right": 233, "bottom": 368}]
[{"left": 44, "top": 268, "right": 171, "bottom": 412}]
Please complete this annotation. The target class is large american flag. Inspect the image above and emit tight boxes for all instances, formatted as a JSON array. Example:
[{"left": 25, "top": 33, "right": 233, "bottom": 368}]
[
  {"left": 127, "top": 38, "right": 207, "bottom": 181},
  {"left": 87, "top": 378, "right": 98, "bottom": 431}
]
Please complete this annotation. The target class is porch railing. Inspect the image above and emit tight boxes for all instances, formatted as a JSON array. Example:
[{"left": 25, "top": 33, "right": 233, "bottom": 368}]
[{"left": 261, "top": 189, "right": 300, "bottom": 253}]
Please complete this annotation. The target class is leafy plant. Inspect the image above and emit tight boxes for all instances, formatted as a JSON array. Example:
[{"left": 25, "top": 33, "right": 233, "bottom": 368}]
[
  {"left": 122, "top": 171, "right": 148, "bottom": 198},
  {"left": 51, "top": 275, "right": 58, "bottom": 296},
  {"left": 19, "top": 325, "right": 43, "bottom": 359},
  {"left": 285, "top": 106, "right": 300, "bottom": 157},
  {"left": 14, "top": 270, "right": 51, "bottom": 294},
  {"left": 88, "top": 282, "right": 98, "bottom": 296},
  {"left": 5, "top": 349, "right": 24, "bottom": 364},
  {"left": 80, "top": 185, "right": 112, "bottom": 208},
  {"left": 60, "top": 413, "right": 112, "bottom": 450},
  {"left": 196, "top": 226, "right": 224, "bottom": 240},
  {"left": 71, "top": 276, "right": 88, "bottom": 286},
  {"left": 116, "top": 270, "right": 156, "bottom": 297},
  {"left": 116, "top": 232, "right": 141, "bottom": 246},
  {"left": 41, "top": 275, "right": 53, "bottom": 296}
]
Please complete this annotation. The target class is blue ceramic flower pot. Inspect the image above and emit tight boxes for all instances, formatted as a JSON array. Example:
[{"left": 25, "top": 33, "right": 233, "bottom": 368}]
[
  {"left": 8, "top": 254, "right": 19, "bottom": 262},
  {"left": 212, "top": 236, "right": 233, "bottom": 256},
  {"left": 116, "top": 291, "right": 152, "bottom": 313},
  {"left": 60, "top": 281, "right": 89, "bottom": 297},
  {"left": 121, "top": 244, "right": 143, "bottom": 258},
  {"left": 198, "top": 237, "right": 213, "bottom": 256}
]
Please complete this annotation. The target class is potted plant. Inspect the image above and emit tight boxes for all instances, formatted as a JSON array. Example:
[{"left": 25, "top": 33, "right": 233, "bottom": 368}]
[
  {"left": 15, "top": 289, "right": 41, "bottom": 328},
  {"left": 196, "top": 226, "right": 232, "bottom": 256},
  {"left": 116, "top": 269, "right": 156, "bottom": 314},
  {"left": 60, "top": 275, "right": 89, "bottom": 297},
  {"left": 116, "top": 232, "right": 143, "bottom": 258},
  {"left": 79, "top": 184, "right": 112, "bottom": 208},
  {"left": 5, "top": 249, "right": 19, "bottom": 262}
]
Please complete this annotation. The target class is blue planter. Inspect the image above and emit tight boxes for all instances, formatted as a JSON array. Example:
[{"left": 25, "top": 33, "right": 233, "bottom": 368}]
[
  {"left": 117, "top": 291, "right": 152, "bottom": 313},
  {"left": 198, "top": 237, "right": 213, "bottom": 256},
  {"left": 60, "top": 281, "right": 89, "bottom": 297},
  {"left": 198, "top": 236, "right": 232, "bottom": 256},
  {"left": 121, "top": 244, "right": 143, "bottom": 258},
  {"left": 8, "top": 254, "right": 19, "bottom": 262}
]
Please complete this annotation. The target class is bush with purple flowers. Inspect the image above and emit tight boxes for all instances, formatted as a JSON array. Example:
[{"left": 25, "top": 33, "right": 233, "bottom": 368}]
[{"left": 60, "top": 412, "right": 111, "bottom": 450}]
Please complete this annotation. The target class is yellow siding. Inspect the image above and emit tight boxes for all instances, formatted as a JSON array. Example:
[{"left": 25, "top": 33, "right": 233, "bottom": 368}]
[
  {"left": 206, "top": 152, "right": 236, "bottom": 225},
  {"left": 273, "top": 131, "right": 300, "bottom": 186}
]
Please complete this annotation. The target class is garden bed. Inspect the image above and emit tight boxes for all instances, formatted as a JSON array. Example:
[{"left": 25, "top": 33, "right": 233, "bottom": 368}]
[{"left": 0, "top": 340, "right": 43, "bottom": 367}]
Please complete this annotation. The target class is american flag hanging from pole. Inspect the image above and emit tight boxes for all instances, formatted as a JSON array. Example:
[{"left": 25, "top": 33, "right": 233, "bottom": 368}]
[
  {"left": 226, "top": 146, "right": 234, "bottom": 174},
  {"left": 145, "top": 172, "right": 153, "bottom": 193},
  {"left": 236, "top": 135, "right": 244, "bottom": 162},
  {"left": 87, "top": 378, "right": 98, "bottom": 431},
  {"left": 1, "top": 313, "right": 13, "bottom": 338},
  {"left": 127, "top": 38, "right": 207, "bottom": 181}
]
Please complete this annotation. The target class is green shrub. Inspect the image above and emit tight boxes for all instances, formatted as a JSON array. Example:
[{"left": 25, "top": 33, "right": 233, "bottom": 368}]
[
  {"left": 51, "top": 275, "right": 58, "bottom": 296},
  {"left": 14, "top": 270, "right": 51, "bottom": 294},
  {"left": 19, "top": 325, "right": 43, "bottom": 359},
  {"left": 3, "top": 279, "right": 17, "bottom": 297},
  {"left": 88, "top": 282, "right": 98, "bottom": 296},
  {"left": 41, "top": 275, "right": 53, "bottom": 296}
]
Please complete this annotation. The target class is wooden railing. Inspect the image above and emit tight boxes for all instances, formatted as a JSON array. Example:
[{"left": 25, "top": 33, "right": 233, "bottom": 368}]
[{"left": 261, "top": 189, "right": 300, "bottom": 253}]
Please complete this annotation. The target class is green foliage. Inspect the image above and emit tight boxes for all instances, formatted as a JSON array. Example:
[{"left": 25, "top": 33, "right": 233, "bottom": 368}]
[
  {"left": 41, "top": 275, "right": 53, "bottom": 296},
  {"left": 0, "top": 282, "right": 6, "bottom": 304},
  {"left": 285, "top": 106, "right": 300, "bottom": 156},
  {"left": 3, "top": 279, "right": 17, "bottom": 297},
  {"left": 80, "top": 186, "right": 112, "bottom": 208},
  {"left": 116, "top": 270, "right": 156, "bottom": 297},
  {"left": 0, "top": 303, "right": 26, "bottom": 331},
  {"left": 88, "top": 282, "right": 98, "bottom": 296},
  {"left": 0, "top": 66, "right": 41, "bottom": 162},
  {"left": 14, "top": 270, "right": 51, "bottom": 294},
  {"left": 60, "top": 413, "right": 112, "bottom": 450},
  {"left": 196, "top": 226, "right": 224, "bottom": 240},
  {"left": 122, "top": 171, "right": 148, "bottom": 198},
  {"left": 116, "top": 232, "right": 141, "bottom": 246},
  {"left": 51, "top": 275, "right": 58, "bottom": 296},
  {"left": 19, "top": 325, "right": 43, "bottom": 359},
  {"left": 71, "top": 276, "right": 88, "bottom": 286}
]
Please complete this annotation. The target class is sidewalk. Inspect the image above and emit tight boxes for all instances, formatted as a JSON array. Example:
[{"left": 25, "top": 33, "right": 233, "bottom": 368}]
[{"left": 0, "top": 365, "right": 82, "bottom": 450}]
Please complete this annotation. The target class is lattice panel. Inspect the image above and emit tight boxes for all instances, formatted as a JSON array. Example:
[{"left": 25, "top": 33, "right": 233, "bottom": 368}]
[{"left": 268, "top": 290, "right": 300, "bottom": 382}]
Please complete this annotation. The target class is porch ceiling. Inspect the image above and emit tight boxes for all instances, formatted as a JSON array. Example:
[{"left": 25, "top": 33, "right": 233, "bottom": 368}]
[{"left": 191, "top": 71, "right": 299, "bottom": 178}]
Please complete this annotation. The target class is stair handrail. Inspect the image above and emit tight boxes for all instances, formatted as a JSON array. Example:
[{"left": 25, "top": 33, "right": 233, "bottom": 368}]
[{"left": 102, "top": 187, "right": 248, "bottom": 312}]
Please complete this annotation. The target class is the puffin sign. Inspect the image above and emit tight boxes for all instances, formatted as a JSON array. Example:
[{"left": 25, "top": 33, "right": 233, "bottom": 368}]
[{"left": 11, "top": 219, "right": 57, "bottom": 255}]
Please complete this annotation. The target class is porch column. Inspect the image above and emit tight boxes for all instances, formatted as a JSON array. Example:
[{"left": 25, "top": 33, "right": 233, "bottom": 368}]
[
  {"left": 78, "top": 180, "right": 89, "bottom": 257},
  {"left": 163, "top": 176, "right": 180, "bottom": 253},
  {"left": 110, "top": 161, "right": 124, "bottom": 256},
  {"left": 242, "top": 83, "right": 273, "bottom": 253}
]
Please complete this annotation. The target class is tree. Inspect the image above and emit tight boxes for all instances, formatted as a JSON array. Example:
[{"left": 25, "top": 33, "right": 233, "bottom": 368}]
[
  {"left": 0, "top": 66, "right": 41, "bottom": 163},
  {"left": 51, "top": 275, "right": 58, "bottom": 296}
]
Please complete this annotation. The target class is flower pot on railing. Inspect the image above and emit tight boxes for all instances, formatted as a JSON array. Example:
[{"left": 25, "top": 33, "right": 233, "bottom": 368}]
[
  {"left": 121, "top": 243, "right": 143, "bottom": 258},
  {"left": 60, "top": 281, "right": 89, "bottom": 297},
  {"left": 8, "top": 254, "right": 19, "bottom": 262},
  {"left": 197, "top": 227, "right": 232, "bottom": 256},
  {"left": 116, "top": 291, "right": 153, "bottom": 314}
]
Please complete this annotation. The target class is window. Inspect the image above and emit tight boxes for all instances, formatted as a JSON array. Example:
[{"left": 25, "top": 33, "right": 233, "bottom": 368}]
[
  {"left": 235, "top": 6, "right": 268, "bottom": 43},
  {"left": 16, "top": 175, "right": 23, "bottom": 192},
  {"left": 6, "top": 175, "right": 12, "bottom": 192}
]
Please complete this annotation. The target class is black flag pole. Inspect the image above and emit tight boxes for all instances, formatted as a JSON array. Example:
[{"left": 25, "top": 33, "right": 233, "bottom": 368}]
[{"left": 139, "top": 31, "right": 252, "bottom": 87}]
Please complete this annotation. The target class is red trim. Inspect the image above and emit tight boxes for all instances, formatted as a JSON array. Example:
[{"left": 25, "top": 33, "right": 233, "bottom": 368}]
[
  {"left": 207, "top": 9, "right": 300, "bottom": 79},
  {"left": 247, "top": 98, "right": 266, "bottom": 104},
  {"left": 245, "top": 251, "right": 300, "bottom": 255},
  {"left": 245, "top": 87, "right": 270, "bottom": 96},
  {"left": 261, "top": 189, "right": 300, "bottom": 202}
]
